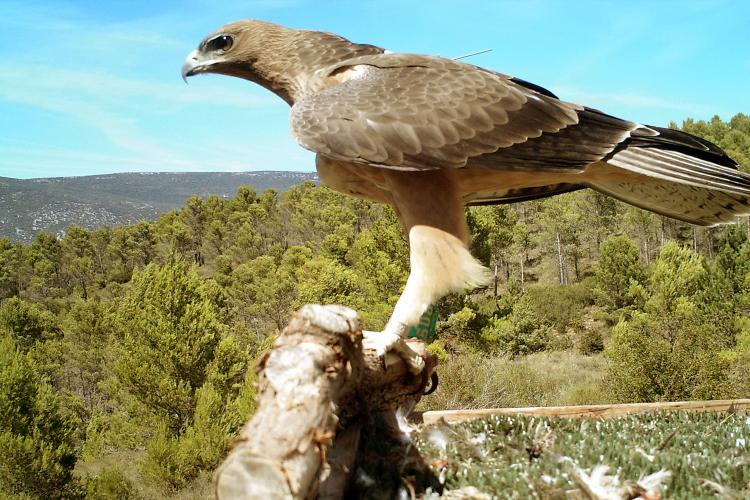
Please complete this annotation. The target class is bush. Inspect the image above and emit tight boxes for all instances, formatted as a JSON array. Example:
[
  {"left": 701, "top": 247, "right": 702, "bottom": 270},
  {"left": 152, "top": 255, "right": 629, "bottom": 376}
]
[
  {"left": 606, "top": 313, "right": 732, "bottom": 402},
  {"left": 0, "top": 297, "right": 60, "bottom": 351},
  {"left": 482, "top": 296, "right": 555, "bottom": 357},
  {"left": 725, "top": 320, "right": 750, "bottom": 397},
  {"left": 85, "top": 466, "right": 135, "bottom": 499},
  {"left": 577, "top": 327, "right": 604, "bottom": 355},
  {"left": 141, "top": 384, "right": 231, "bottom": 491},
  {"left": 82, "top": 413, "right": 145, "bottom": 462},
  {"left": 0, "top": 332, "right": 81, "bottom": 499},
  {"left": 520, "top": 283, "right": 593, "bottom": 334},
  {"left": 438, "top": 305, "right": 487, "bottom": 351},
  {"left": 606, "top": 243, "right": 736, "bottom": 402},
  {"left": 474, "top": 283, "right": 592, "bottom": 356},
  {"left": 485, "top": 315, "right": 553, "bottom": 357},
  {"left": 140, "top": 424, "right": 183, "bottom": 491},
  {"left": 426, "top": 340, "right": 449, "bottom": 363},
  {"left": 592, "top": 235, "right": 645, "bottom": 312}
]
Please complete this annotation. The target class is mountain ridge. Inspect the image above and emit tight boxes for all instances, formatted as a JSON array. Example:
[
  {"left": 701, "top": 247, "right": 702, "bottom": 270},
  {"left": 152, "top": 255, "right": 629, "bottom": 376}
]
[{"left": 0, "top": 171, "right": 318, "bottom": 242}]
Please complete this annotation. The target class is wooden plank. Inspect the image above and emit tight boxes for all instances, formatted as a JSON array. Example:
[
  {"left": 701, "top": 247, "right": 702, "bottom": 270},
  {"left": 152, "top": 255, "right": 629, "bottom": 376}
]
[{"left": 421, "top": 399, "right": 750, "bottom": 425}]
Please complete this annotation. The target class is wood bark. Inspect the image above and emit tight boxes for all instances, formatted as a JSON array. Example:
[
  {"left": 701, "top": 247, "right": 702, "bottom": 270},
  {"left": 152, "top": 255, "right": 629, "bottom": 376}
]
[{"left": 214, "top": 304, "right": 437, "bottom": 499}]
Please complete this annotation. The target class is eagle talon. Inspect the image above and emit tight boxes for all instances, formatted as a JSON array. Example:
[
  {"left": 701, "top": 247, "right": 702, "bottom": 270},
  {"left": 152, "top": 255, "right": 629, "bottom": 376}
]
[
  {"left": 362, "top": 330, "right": 425, "bottom": 374},
  {"left": 362, "top": 330, "right": 400, "bottom": 357},
  {"left": 423, "top": 372, "right": 439, "bottom": 395}
]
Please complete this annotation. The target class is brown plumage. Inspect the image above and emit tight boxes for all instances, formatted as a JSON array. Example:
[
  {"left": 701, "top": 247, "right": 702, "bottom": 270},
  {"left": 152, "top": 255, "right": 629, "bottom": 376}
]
[{"left": 183, "top": 20, "right": 750, "bottom": 372}]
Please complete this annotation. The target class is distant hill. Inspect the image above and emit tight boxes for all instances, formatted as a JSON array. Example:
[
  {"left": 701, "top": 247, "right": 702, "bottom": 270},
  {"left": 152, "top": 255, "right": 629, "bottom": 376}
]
[{"left": 0, "top": 171, "right": 318, "bottom": 242}]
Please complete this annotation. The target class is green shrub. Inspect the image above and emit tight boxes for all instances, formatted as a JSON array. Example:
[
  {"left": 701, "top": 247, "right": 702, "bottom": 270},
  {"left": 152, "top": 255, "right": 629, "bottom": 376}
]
[
  {"left": 520, "top": 283, "right": 593, "bottom": 334},
  {"left": 0, "top": 332, "right": 81, "bottom": 499},
  {"left": 592, "top": 235, "right": 645, "bottom": 312},
  {"left": 605, "top": 244, "right": 735, "bottom": 402},
  {"left": 85, "top": 466, "right": 135, "bottom": 499},
  {"left": 426, "top": 340, "right": 449, "bottom": 363},
  {"left": 607, "top": 312, "right": 733, "bottom": 403},
  {"left": 482, "top": 297, "right": 554, "bottom": 357},
  {"left": 141, "top": 383, "right": 231, "bottom": 491},
  {"left": 485, "top": 316, "right": 553, "bottom": 357},
  {"left": 439, "top": 305, "right": 487, "bottom": 351},
  {"left": 577, "top": 327, "right": 604, "bottom": 355},
  {"left": 226, "top": 368, "right": 258, "bottom": 429},
  {"left": 81, "top": 411, "right": 149, "bottom": 461},
  {"left": 0, "top": 297, "right": 60, "bottom": 351},
  {"left": 724, "top": 319, "right": 750, "bottom": 396},
  {"left": 141, "top": 424, "right": 183, "bottom": 491}
]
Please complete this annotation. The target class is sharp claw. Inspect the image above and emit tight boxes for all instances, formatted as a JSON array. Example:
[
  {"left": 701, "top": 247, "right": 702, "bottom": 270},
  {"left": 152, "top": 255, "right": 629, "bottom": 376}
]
[
  {"left": 399, "top": 347, "right": 425, "bottom": 374},
  {"left": 423, "top": 372, "right": 439, "bottom": 395},
  {"left": 362, "top": 330, "right": 425, "bottom": 374},
  {"left": 362, "top": 330, "right": 400, "bottom": 357}
]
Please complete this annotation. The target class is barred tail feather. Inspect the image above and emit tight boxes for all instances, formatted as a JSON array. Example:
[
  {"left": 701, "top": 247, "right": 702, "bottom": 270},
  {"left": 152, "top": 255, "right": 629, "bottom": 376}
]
[{"left": 586, "top": 127, "right": 750, "bottom": 226}]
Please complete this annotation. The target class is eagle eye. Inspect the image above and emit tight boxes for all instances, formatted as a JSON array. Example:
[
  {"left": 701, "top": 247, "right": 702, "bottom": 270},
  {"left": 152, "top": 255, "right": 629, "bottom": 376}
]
[{"left": 206, "top": 34, "right": 233, "bottom": 53}]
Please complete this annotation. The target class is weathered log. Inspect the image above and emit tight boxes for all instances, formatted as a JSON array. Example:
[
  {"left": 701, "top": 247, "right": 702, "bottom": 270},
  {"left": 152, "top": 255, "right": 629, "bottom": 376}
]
[{"left": 214, "top": 304, "right": 437, "bottom": 499}]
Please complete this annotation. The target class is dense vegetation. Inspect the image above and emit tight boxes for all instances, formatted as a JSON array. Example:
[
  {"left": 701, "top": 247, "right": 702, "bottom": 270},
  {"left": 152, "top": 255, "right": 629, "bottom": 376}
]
[{"left": 1, "top": 114, "right": 749, "bottom": 497}]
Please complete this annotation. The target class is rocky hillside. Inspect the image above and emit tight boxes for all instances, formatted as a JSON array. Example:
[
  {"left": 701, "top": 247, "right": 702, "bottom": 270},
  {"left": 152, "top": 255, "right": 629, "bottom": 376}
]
[{"left": 0, "top": 171, "right": 317, "bottom": 242}]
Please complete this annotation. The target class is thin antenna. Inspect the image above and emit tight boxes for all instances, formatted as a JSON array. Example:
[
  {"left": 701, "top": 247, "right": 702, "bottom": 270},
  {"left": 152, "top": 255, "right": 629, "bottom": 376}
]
[{"left": 453, "top": 48, "right": 492, "bottom": 60}]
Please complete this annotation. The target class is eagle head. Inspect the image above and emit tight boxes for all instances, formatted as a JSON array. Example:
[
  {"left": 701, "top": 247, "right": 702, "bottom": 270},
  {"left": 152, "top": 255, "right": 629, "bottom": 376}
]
[{"left": 182, "top": 19, "right": 299, "bottom": 103}]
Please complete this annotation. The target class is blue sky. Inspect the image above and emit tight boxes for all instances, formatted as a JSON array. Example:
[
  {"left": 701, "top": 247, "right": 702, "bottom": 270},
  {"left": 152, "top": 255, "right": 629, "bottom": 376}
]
[{"left": 0, "top": 0, "right": 748, "bottom": 179}]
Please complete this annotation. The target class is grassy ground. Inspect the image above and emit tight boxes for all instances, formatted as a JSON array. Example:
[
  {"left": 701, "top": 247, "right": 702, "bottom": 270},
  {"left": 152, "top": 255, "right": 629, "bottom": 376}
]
[
  {"left": 77, "top": 351, "right": 748, "bottom": 498},
  {"left": 419, "top": 351, "right": 611, "bottom": 412},
  {"left": 74, "top": 350, "right": 609, "bottom": 499},
  {"left": 413, "top": 411, "right": 750, "bottom": 499}
]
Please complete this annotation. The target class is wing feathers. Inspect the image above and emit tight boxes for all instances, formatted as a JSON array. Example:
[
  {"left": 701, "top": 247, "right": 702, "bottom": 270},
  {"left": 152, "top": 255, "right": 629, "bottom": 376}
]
[
  {"left": 292, "top": 54, "right": 581, "bottom": 169},
  {"left": 606, "top": 148, "right": 750, "bottom": 196},
  {"left": 291, "top": 50, "right": 747, "bottom": 226},
  {"left": 472, "top": 107, "right": 634, "bottom": 170},
  {"left": 590, "top": 135, "right": 750, "bottom": 225}
]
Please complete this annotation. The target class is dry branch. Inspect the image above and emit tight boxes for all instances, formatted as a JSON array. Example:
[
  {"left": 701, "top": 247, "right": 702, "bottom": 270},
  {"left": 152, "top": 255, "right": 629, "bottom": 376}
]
[{"left": 214, "top": 304, "right": 437, "bottom": 499}]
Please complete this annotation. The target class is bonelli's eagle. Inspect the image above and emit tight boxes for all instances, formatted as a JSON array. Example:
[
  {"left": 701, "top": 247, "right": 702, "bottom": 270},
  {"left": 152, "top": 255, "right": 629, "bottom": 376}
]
[{"left": 183, "top": 20, "right": 749, "bottom": 373}]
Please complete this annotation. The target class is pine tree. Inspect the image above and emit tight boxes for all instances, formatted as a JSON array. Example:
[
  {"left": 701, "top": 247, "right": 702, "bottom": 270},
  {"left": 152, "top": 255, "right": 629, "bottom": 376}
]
[
  {"left": 592, "top": 235, "right": 645, "bottom": 313},
  {"left": 111, "top": 255, "right": 249, "bottom": 489},
  {"left": 0, "top": 297, "right": 60, "bottom": 351},
  {"left": 606, "top": 243, "right": 734, "bottom": 402},
  {"left": 0, "top": 331, "right": 82, "bottom": 498},
  {"left": 113, "top": 255, "right": 234, "bottom": 431}
]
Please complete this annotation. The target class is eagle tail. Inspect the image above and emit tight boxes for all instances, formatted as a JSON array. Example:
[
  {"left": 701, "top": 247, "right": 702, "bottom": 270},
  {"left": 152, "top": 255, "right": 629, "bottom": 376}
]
[{"left": 586, "top": 126, "right": 750, "bottom": 226}]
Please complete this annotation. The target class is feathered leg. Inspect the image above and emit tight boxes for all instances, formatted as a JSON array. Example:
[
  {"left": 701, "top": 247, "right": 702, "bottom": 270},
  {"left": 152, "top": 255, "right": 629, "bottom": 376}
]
[{"left": 363, "top": 170, "right": 490, "bottom": 373}]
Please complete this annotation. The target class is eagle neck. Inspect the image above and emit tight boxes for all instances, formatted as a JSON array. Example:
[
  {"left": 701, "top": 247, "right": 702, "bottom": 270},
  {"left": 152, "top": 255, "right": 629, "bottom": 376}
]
[{"left": 250, "top": 30, "right": 384, "bottom": 105}]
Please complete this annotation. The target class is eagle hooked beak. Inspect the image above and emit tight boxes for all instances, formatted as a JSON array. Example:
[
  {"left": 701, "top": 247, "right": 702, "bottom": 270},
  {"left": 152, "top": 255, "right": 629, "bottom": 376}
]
[
  {"left": 181, "top": 49, "right": 202, "bottom": 83},
  {"left": 182, "top": 33, "right": 238, "bottom": 83},
  {"left": 182, "top": 49, "right": 222, "bottom": 83}
]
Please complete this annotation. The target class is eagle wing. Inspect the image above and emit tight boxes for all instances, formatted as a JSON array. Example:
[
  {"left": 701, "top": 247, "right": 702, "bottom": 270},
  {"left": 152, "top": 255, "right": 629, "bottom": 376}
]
[
  {"left": 291, "top": 52, "right": 750, "bottom": 225},
  {"left": 291, "top": 53, "right": 633, "bottom": 171}
]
